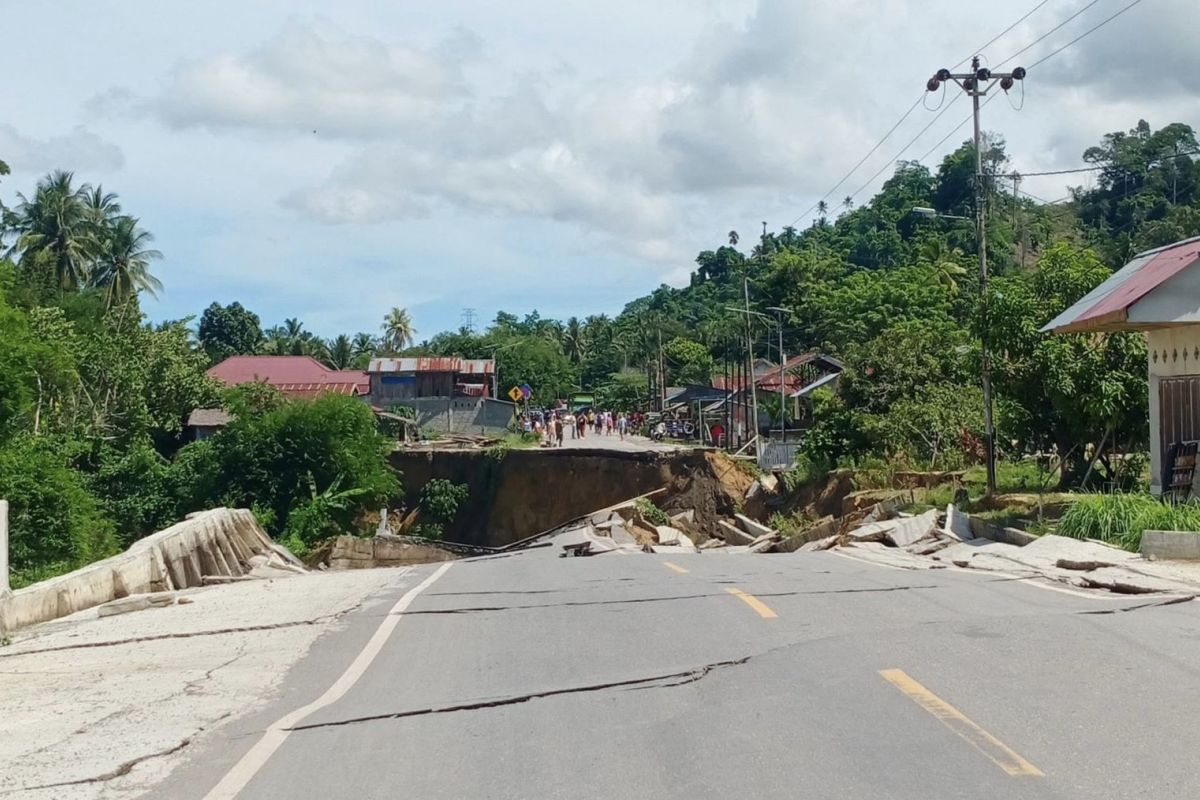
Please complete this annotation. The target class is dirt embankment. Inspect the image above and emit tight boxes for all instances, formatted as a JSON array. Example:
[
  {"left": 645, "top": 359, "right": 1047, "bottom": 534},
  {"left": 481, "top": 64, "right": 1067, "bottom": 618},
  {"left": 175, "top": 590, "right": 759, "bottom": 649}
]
[{"left": 389, "top": 448, "right": 757, "bottom": 547}]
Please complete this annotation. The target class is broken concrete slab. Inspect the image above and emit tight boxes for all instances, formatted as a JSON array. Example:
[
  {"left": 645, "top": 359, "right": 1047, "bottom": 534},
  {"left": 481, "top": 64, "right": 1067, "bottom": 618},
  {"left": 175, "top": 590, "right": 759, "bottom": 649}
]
[
  {"left": 881, "top": 510, "right": 938, "bottom": 548},
  {"left": 735, "top": 513, "right": 776, "bottom": 539},
  {"left": 669, "top": 509, "right": 696, "bottom": 526},
  {"left": 797, "top": 535, "right": 841, "bottom": 552},
  {"left": 717, "top": 520, "right": 755, "bottom": 546},
  {"left": 655, "top": 525, "right": 685, "bottom": 545},
  {"left": 943, "top": 504, "right": 973, "bottom": 542},
  {"left": 907, "top": 536, "right": 956, "bottom": 556},
  {"left": 846, "top": 519, "right": 900, "bottom": 543},
  {"left": 777, "top": 516, "right": 839, "bottom": 553},
  {"left": 96, "top": 592, "right": 176, "bottom": 617},
  {"left": 699, "top": 538, "right": 726, "bottom": 550}
]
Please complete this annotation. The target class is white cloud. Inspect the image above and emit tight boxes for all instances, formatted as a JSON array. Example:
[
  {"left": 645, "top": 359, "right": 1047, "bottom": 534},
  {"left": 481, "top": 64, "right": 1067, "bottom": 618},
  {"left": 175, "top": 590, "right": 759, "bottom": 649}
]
[
  {"left": 153, "top": 20, "right": 475, "bottom": 138},
  {"left": 0, "top": 124, "right": 124, "bottom": 174}
]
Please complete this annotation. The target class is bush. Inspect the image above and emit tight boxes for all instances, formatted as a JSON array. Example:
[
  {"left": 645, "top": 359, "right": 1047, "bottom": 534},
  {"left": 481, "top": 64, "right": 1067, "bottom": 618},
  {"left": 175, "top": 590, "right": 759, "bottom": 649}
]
[
  {"left": 1058, "top": 493, "right": 1200, "bottom": 551},
  {"left": 0, "top": 435, "right": 118, "bottom": 586},
  {"left": 420, "top": 479, "right": 469, "bottom": 525},
  {"left": 635, "top": 497, "right": 670, "bottom": 526},
  {"left": 174, "top": 393, "right": 399, "bottom": 538}
]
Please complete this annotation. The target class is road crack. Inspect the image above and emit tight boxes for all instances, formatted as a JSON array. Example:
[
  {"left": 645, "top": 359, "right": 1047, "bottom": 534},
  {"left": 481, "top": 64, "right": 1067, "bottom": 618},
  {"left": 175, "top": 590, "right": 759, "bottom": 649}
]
[
  {"left": 397, "top": 584, "right": 942, "bottom": 615},
  {"left": 0, "top": 600, "right": 367, "bottom": 660},
  {"left": 287, "top": 656, "right": 754, "bottom": 732},
  {"left": 1078, "top": 594, "right": 1197, "bottom": 614}
]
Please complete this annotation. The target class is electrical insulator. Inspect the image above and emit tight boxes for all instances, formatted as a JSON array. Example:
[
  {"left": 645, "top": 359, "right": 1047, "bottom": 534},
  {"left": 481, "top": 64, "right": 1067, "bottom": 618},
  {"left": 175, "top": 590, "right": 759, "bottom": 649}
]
[
  {"left": 936, "top": 68, "right": 951, "bottom": 81},
  {"left": 1012, "top": 66, "right": 1026, "bottom": 80},
  {"left": 1000, "top": 76, "right": 1014, "bottom": 91},
  {"left": 976, "top": 67, "right": 991, "bottom": 81},
  {"left": 962, "top": 78, "right": 975, "bottom": 91},
  {"left": 927, "top": 77, "right": 941, "bottom": 92}
]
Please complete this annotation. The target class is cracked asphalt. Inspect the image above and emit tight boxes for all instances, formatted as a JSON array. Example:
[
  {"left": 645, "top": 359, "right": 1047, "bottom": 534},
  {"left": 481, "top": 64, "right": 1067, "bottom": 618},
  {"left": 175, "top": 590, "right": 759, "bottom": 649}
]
[{"left": 145, "top": 546, "right": 1200, "bottom": 800}]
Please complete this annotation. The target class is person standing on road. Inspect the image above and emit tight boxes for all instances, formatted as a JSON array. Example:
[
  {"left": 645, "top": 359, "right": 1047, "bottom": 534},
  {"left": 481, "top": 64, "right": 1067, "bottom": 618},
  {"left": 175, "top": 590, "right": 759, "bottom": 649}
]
[
  {"left": 617, "top": 413, "right": 628, "bottom": 440},
  {"left": 565, "top": 412, "right": 576, "bottom": 439},
  {"left": 554, "top": 414, "right": 564, "bottom": 447},
  {"left": 578, "top": 411, "right": 587, "bottom": 439},
  {"left": 587, "top": 409, "right": 596, "bottom": 435}
]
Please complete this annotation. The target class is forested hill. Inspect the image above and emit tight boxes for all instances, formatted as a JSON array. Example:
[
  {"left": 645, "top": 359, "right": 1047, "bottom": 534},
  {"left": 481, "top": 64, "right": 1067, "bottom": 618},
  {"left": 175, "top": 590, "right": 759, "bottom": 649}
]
[{"left": 411, "top": 119, "right": 1198, "bottom": 484}]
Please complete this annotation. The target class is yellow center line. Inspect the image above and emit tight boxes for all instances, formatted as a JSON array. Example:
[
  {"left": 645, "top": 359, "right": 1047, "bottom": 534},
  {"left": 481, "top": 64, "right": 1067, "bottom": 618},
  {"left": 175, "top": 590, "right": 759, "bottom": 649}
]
[
  {"left": 878, "top": 669, "right": 1044, "bottom": 777},
  {"left": 725, "top": 587, "right": 778, "bottom": 619},
  {"left": 662, "top": 561, "right": 689, "bottom": 574}
]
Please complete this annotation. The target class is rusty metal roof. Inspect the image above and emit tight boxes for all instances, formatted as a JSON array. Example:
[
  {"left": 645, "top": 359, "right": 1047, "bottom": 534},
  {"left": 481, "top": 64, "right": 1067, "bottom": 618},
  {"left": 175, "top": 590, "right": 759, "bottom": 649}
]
[
  {"left": 368, "top": 357, "right": 495, "bottom": 374},
  {"left": 1044, "top": 236, "right": 1200, "bottom": 334}
]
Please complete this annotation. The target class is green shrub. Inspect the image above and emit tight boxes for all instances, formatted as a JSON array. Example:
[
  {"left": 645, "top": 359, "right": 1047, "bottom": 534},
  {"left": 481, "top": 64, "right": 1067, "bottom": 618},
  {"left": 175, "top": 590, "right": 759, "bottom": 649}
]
[
  {"left": 1058, "top": 493, "right": 1200, "bottom": 552},
  {"left": 635, "top": 497, "right": 670, "bottom": 526},
  {"left": 0, "top": 435, "right": 119, "bottom": 587},
  {"left": 420, "top": 479, "right": 469, "bottom": 526}
]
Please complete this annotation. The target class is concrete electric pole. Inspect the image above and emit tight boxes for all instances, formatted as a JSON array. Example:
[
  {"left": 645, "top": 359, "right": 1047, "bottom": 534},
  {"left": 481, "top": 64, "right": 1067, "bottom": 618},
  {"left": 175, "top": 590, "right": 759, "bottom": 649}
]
[{"left": 926, "top": 57, "right": 1025, "bottom": 497}]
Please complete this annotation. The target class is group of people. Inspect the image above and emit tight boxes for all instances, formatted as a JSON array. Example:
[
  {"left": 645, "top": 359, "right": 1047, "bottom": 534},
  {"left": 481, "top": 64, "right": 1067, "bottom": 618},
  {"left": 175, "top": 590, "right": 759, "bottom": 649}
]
[{"left": 522, "top": 408, "right": 634, "bottom": 447}]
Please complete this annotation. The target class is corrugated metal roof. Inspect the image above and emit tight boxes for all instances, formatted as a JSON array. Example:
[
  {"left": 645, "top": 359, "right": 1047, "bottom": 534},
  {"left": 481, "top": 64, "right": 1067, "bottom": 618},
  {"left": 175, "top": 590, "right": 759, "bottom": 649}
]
[
  {"left": 790, "top": 371, "right": 840, "bottom": 398},
  {"left": 207, "top": 356, "right": 369, "bottom": 392},
  {"left": 274, "top": 382, "right": 362, "bottom": 397},
  {"left": 186, "top": 408, "right": 234, "bottom": 427},
  {"left": 368, "top": 357, "right": 495, "bottom": 374},
  {"left": 1043, "top": 236, "right": 1200, "bottom": 333}
]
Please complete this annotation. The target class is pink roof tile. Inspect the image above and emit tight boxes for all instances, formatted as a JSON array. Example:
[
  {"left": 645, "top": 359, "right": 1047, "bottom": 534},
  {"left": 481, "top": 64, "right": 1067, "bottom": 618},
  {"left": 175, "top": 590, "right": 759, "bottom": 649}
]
[{"left": 208, "top": 356, "right": 368, "bottom": 396}]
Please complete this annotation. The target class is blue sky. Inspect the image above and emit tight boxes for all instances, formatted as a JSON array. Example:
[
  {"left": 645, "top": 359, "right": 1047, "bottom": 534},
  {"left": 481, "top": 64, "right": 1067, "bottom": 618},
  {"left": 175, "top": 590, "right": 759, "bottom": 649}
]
[{"left": 2, "top": 0, "right": 1195, "bottom": 340}]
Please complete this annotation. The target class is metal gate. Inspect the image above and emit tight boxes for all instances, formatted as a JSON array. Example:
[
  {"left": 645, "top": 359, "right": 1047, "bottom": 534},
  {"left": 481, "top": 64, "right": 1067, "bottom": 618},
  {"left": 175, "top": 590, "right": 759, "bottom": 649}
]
[
  {"left": 1159, "top": 376, "right": 1200, "bottom": 460},
  {"left": 757, "top": 441, "right": 802, "bottom": 471}
]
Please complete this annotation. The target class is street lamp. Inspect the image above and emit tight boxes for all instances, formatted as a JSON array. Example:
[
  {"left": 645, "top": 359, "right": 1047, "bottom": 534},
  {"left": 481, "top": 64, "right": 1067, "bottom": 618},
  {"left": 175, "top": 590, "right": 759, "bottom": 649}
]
[
  {"left": 766, "top": 306, "right": 792, "bottom": 441},
  {"left": 914, "top": 204, "right": 997, "bottom": 496}
]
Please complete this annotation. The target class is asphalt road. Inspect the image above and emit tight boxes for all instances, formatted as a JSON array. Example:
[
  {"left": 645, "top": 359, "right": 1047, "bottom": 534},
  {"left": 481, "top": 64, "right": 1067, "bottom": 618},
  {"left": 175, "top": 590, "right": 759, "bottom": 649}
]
[{"left": 160, "top": 547, "right": 1200, "bottom": 799}]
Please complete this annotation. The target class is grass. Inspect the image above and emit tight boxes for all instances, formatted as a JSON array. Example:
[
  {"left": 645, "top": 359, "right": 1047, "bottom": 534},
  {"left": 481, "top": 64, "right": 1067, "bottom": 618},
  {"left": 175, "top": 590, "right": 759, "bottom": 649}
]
[
  {"left": 1058, "top": 493, "right": 1200, "bottom": 552},
  {"left": 768, "top": 509, "right": 821, "bottom": 536}
]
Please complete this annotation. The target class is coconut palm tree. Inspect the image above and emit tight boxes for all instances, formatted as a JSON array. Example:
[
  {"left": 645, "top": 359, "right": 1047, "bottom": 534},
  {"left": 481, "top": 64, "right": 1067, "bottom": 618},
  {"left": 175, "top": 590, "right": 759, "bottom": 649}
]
[
  {"left": 89, "top": 215, "right": 163, "bottom": 308},
  {"left": 381, "top": 307, "right": 415, "bottom": 353},
  {"left": 324, "top": 334, "right": 355, "bottom": 370},
  {"left": 561, "top": 316, "right": 585, "bottom": 364},
  {"left": 842, "top": 196, "right": 854, "bottom": 212},
  {"left": 83, "top": 185, "right": 122, "bottom": 226},
  {"left": 728, "top": 230, "right": 739, "bottom": 246},
  {"left": 10, "top": 171, "right": 96, "bottom": 291},
  {"left": 816, "top": 200, "right": 829, "bottom": 226},
  {"left": 917, "top": 239, "right": 969, "bottom": 296}
]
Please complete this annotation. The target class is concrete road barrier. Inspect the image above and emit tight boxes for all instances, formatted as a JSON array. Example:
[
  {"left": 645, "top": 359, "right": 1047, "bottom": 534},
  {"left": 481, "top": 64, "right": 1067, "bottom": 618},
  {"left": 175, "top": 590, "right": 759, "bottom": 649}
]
[{"left": 1141, "top": 530, "right": 1200, "bottom": 560}]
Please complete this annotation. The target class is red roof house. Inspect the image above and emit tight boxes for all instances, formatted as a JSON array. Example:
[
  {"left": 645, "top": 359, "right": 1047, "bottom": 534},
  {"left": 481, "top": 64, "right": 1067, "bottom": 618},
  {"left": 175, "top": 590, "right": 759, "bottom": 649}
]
[{"left": 207, "top": 356, "right": 369, "bottom": 398}]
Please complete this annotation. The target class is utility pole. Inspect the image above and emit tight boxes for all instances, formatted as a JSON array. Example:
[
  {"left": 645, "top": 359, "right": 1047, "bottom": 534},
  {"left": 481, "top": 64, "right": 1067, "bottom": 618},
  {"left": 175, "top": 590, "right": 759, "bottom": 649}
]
[
  {"left": 926, "top": 58, "right": 1025, "bottom": 498},
  {"left": 0, "top": 499, "right": 8, "bottom": 594},
  {"left": 767, "top": 307, "right": 792, "bottom": 442},
  {"left": 657, "top": 328, "right": 665, "bottom": 411}
]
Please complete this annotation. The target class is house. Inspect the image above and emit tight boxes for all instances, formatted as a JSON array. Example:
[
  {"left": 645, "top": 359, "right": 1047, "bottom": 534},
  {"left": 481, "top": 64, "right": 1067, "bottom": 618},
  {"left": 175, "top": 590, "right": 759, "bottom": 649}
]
[
  {"left": 185, "top": 408, "right": 233, "bottom": 440},
  {"left": 207, "top": 355, "right": 369, "bottom": 399},
  {"left": 368, "top": 357, "right": 514, "bottom": 436},
  {"left": 367, "top": 357, "right": 495, "bottom": 401},
  {"left": 1043, "top": 236, "right": 1200, "bottom": 496}
]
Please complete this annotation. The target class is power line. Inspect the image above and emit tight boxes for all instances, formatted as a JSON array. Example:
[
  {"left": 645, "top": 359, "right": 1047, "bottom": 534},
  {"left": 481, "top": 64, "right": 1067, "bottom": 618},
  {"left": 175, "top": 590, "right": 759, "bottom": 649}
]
[
  {"left": 1027, "top": 0, "right": 1148, "bottom": 69},
  {"left": 845, "top": 93, "right": 965, "bottom": 203},
  {"left": 1011, "top": 149, "right": 1200, "bottom": 178},
  {"left": 918, "top": 93, "right": 1000, "bottom": 162},
  {"left": 951, "top": 0, "right": 1056, "bottom": 69},
  {"left": 786, "top": 95, "right": 925, "bottom": 227},
  {"left": 995, "top": 0, "right": 1105, "bottom": 67},
  {"left": 784, "top": 1, "right": 1061, "bottom": 228}
]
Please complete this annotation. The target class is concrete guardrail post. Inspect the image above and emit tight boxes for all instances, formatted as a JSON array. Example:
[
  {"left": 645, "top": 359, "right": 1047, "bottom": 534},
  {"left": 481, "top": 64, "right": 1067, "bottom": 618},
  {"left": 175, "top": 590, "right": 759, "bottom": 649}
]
[{"left": 1, "top": 499, "right": 9, "bottom": 593}]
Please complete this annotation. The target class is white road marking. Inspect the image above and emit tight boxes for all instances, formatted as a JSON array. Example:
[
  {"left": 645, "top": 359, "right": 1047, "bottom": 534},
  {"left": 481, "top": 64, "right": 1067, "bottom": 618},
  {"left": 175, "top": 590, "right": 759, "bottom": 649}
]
[{"left": 202, "top": 562, "right": 454, "bottom": 799}]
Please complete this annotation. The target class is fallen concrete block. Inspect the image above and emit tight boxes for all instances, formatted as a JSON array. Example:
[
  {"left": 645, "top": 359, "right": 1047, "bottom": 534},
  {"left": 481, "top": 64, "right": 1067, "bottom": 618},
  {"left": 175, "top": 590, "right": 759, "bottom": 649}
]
[
  {"left": 699, "top": 538, "right": 726, "bottom": 550},
  {"left": 907, "top": 536, "right": 956, "bottom": 556},
  {"left": 847, "top": 519, "right": 899, "bottom": 543},
  {"left": 943, "top": 504, "right": 973, "bottom": 542},
  {"left": 655, "top": 525, "right": 685, "bottom": 545},
  {"left": 717, "top": 520, "right": 755, "bottom": 545},
  {"left": 97, "top": 592, "right": 175, "bottom": 617},
  {"left": 1141, "top": 530, "right": 1200, "bottom": 561},
  {"left": 735, "top": 513, "right": 775, "bottom": 539},
  {"left": 669, "top": 509, "right": 696, "bottom": 526},
  {"left": 777, "top": 516, "right": 838, "bottom": 553},
  {"left": 1077, "top": 567, "right": 1199, "bottom": 595},
  {"left": 797, "top": 535, "right": 840, "bottom": 552},
  {"left": 882, "top": 510, "right": 939, "bottom": 548}
]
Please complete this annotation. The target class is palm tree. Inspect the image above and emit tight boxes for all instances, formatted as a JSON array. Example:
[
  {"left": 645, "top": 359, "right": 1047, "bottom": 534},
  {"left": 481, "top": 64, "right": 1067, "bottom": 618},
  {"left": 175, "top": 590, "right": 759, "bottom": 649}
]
[
  {"left": 561, "top": 316, "right": 585, "bottom": 364},
  {"left": 381, "top": 307, "right": 415, "bottom": 353},
  {"left": 917, "top": 239, "right": 968, "bottom": 296},
  {"left": 350, "top": 332, "right": 377, "bottom": 369},
  {"left": 816, "top": 200, "right": 829, "bottom": 225},
  {"left": 842, "top": 196, "right": 854, "bottom": 212},
  {"left": 728, "top": 230, "right": 739, "bottom": 246},
  {"left": 10, "top": 171, "right": 96, "bottom": 291},
  {"left": 89, "top": 215, "right": 163, "bottom": 308},
  {"left": 325, "top": 334, "right": 354, "bottom": 369},
  {"left": 83, "top": 185, "right": 122, "bottom": 225}
]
